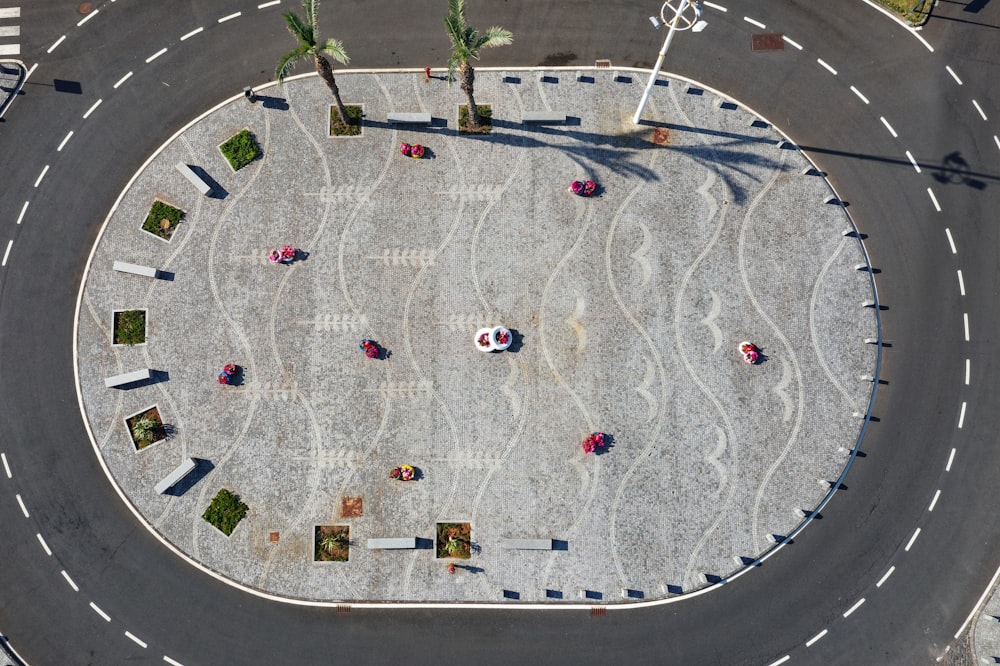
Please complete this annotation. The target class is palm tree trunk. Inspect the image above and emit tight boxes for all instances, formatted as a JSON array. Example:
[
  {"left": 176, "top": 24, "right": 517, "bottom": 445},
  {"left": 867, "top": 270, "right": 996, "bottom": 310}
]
[
  {"left": 460, "top": 63, "right": 479, "bottom": 128},
  {"left": 316, "top": 54, "right": 350, "bottom": 125}
]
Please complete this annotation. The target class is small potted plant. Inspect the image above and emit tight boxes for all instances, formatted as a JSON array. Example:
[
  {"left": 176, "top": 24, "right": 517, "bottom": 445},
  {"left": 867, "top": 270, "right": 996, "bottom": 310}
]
[
  {"left": 359, "top": 339, "right": 379, "bottom": 359},
  {"left": 389, "top": 464, "right": 416, "bottom": 481},
  {"left": 410, "top": 144, "right": 425, "bottom": 159},
  {"left": 581, "top": 432, "right": 606, "bottom": 454},
  {"left": 570, "top": 180, "right": 597, "bottom": 196},
  {"left": 475, "top": 327, "right": 495, "bottom": 352},
  {"left": 490, "top": 326, "right": 512, "bottom": 351},
  {"left": 217, "top": 363, "right": 239, "bottom": 385},
  {"left": 739, "top": 341, "right": 759, "bottom": 364}
]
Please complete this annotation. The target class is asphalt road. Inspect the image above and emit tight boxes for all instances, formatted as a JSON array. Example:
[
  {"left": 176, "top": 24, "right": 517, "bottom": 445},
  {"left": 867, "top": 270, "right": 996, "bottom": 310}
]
[{"left": 0, "top": 0, "right": 999, "bottom": 664}]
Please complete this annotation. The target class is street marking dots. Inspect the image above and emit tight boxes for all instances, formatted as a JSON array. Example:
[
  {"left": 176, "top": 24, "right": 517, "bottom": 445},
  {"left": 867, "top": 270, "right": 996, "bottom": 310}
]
[
  {"left": 958, "top": 402, "right": 967, "bottom": 429},
  {"left": 90, "top": 601, "right": 111, "bottom": 622},
  {"left": 945, "top": 66, "right": 962, "bottom": 85},
  {"left": 817, "top": 58, "right": 838, "bottom": 75},
  {"left": 145, "top": 48, "right": 167, "bottom": 63},
  {"left": 1, "top": 452, "right": 10, "bottom": 478},
  {"left": 843, "top": 598, "right": 865, "bottom": 618},
  {"left": 965, "top": 359, "right": 970, "bottom": 385},
  {"left": 218, "top": 11, "right": 241, "bottom": 22},
  {"left": 180, "top": 27, "right": 204, "bottom": 41},
  {"left": 876, "top": 566, "right": 895, "bottom": 588},
  {"left": 850, "top": 86, "right": 869, "bottom": 104},
  {"left": 928, "top": 489, "right": 942, "bottom": 511},
  {"left": 77, "top": 9, "right": 99, "bottom": 26},
  {"left": 880, "top": 117, "right": 898, "bottom": 138},
  {"left": 945, "top": 228, "right": 957, "bottom": 254},
  {"left": 125, "top": 631, "right": 148, "bottom": 648},
  {"left": 964, "top": 313, "right": 970, "bottom": 341},
  {"left": 806, "top": 629, "right": 828, "bottom": 647},
  {"left": 905, "top": 150, "right": 921, "bottom": 173},
  {"left": 83, "top": 98, "right": 102, "bottom": 119},
  {"left": 782, "top": 35, "right": 803, "bottom": 50},
  {"left": 766, "top": 657, "right": 790, "bottom": 666},
  {"left": 927, "top": 188, "right": 940, "bottom": 212},
  {"left": 163, "top": 656, "right": 186, "bottom": 666},
  {"left": 947, "top": 447, "right": 956, "bottom": 471},
  {"left": 47, "top": 35, "right": 66, "bottom": 53},
  {"left": 15, "top": 493, "right": 28, "bottom": 517},
  {"left": 744, "top": 16, "right": 765, "bottom": 28},
  {"left": 2, "top": 239, "right": 12, "bottom": 267},
  {"left": 33, "top": 165, "right": 49, "bottom": 188},
  {"left": 957, "top": 270, "right": 965, "bottom": 295},
  {"left": 61, "top": 570, "right": 79, "bottom": 592},
  {"left": 37, "top": 533, "right": 52, "bottom": 555},
  {"left": 972, "top": 100, "right": 988, "bottom": 121},
  {"left": 905, "top": 527, "right": 921, "bottom": 552},
  {"left": 113, "top": 71, "right": 133, "bottom": 89},
  {"left": 258, "top": 0, "right": 282, "bottom": 7},
  {"left": 57, "top": 131, "right": 74, "bottom": 152}
]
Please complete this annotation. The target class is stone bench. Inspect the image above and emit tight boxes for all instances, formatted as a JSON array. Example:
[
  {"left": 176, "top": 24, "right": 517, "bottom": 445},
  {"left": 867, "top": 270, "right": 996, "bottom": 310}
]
[
  {"left": 154, "top": 458, "right": 197, "bottom": 494},
  {"left": 501, "top": 538, "right": 553, "bottom": 550},
  {"left": 366, "top": 537, "right": 417, "bottom": 549},
  {"left": 521, "top": 111, "right": 567, "bottom": 124},
  {"left": 104, "top": 368, "right": 152, "bottom": 388},
  {"left": 113, "top": 260, "right": 159, "bottom": 279},
  {"left": 387, "top": 112, "right": 432, "bottom": 125},
  {"left": 175, "top": 162, "right": 212, "bottom": 195}
]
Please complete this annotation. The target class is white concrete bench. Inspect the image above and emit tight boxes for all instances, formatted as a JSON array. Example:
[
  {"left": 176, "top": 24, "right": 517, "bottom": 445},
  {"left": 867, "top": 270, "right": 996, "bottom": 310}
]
[
  {"left": 113, "top": 260, "right": 159, "bottom": 279},
  {"left": 175, "top": 162, "right": 212, "bottom": 195},
  {"left": 366, "top": 537, "right": 417, "bottom": 549},
  {"left": 387, "top": 112, "right": 431, "bottom": 125},
  {"left": 501, "top": 538, "right": 553, "bottom": 550},
  {"left": 104, "top": 368, "right": 152, "bottom": 388},
  {"left": 154, "top": 458, "right": 197, "bottom": 494},
  {"left": 521, "top": 111, "right": 567, "bottom": 124}
]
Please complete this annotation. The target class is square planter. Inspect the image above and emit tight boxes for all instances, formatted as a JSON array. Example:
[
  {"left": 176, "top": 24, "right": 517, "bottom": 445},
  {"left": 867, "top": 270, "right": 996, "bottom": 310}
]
[
  {"left": 202, "top": 488, "right": 248, "bottom": 537},
  {"left": 436, "top": 521, "right": 472, "bottom": 559},
  {"left": 457, "top": 104, "right": 492, "bottom": 135},
  {"left": 140, "top": 198, "right": 185, "bottom": 243},
  {"left": 314, "top": 525, "right": 350, "bottom": 562},
  {"left": 218, "top": 128, "right": 262, "bottom": 172},
  {"left": 328, "top": 103, "right": 364, "bottom": 137},
  {"left": 111, "top": 309, "right": 147, "bottom": 347},
  {"left": 123, "top": 404, "right": 167, "bottom": 452}
]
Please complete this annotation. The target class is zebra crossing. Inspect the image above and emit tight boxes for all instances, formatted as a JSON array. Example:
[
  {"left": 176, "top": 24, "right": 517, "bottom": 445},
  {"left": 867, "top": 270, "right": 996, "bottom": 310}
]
[{"left": 0, "top": 6, "right": 19, "bottom": 57}]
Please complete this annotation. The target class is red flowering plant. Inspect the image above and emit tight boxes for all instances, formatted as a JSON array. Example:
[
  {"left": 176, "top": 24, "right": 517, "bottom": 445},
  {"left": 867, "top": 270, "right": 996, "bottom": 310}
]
[
  {"left": 582, "top": 432, "right": 606, "bottom": 454},
  {"left": 495, "top": 329, "right": 510, "bottom": 345},
  {"left": 359, "top": 339, "right": 379, "bottom": 359},
  {"left": 477, "top": 332, "right": 492, "bottom": 348}
]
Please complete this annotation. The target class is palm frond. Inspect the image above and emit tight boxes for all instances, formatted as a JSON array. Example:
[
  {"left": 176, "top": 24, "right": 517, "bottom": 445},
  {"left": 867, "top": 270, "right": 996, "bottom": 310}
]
[
  {"left": 283, "top": 10, "right": 314, "bottom": 48},
  {"left": 447, "top": 0, "right": 467, "bottom": 31},
  {"left": 320, "top": 37, "right": 350, "bottom": 65},
  {"left": 476, "top": 26, "right": 513, "bottom": 50},
  {"left": 303, "top": 0, "right": 319, "bottom": 30},
  {"left": 275, "top": 47, "right": 310, "bottom": 82}
]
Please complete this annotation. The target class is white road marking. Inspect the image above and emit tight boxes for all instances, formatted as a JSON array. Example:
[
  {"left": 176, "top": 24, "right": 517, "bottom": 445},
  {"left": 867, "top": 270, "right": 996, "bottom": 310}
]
[
  {"left": 945, "top": 228, "right": 957, "bottom": 254},
  {"left": 89, "top": 601, "right": 111, "bottom": 622},
  {"left": 83, "top": 98, "right": 102, "bottom": 119},
  {"left": 180, "top": 27, "right": 203, "bottom": 41},
  {"left": 913, "top": 30, "right": 934, "bottom": 52},
  {"left": 15, "top": 493, "right": 28, "bottom": 517},
  {"left": 0, "top": 7, "right": 20, "bottom": 18},
  {"left": 843, "top": 598, "right": 865, "bottom": 618},
  {"left": 805, "top": 629, "right": 828, "bottom": 646},
  {"left": 57, "top": 131, "right": 74, "bottom": 152},
  {"left": 77, "top": 9, "right": 99, "bottom": 26},
  {"left": 876, "top": 566, "right": 895, "bottom": 588},
  {"left": 958, "top": 402, "right": 967, "bottom": 429},
  {"left": 905, "top": 527, "right": 920, "bottom": 551},
  {"left": 965, "top": 359, "right": 970, "bottom": 385},
  {"left": 0, "top": 44, "right": 19, "bottom": 55},
  {"left": 945, "top": 66, "right": 962, "bottom": 85},
  {"left": 850, "top": 86, "right": 869, "bottom": 104},
  {"left": 47, "top": 35, "right": 66, "bottom": 53},
  {"left": 61, "top": 570, "right": 79, "bottom": 592},
  {"left": 26, "top": 62, "right": 36, "bottom": 78},
  {"left": 113, "top": 71, "right": 133, "bottom": 89},
  {"left": 955, "top": 560, "right": 1000, "bottom": 638},
  {"left": 744, "top": 16, "right": 765, "bottom": 28},
  {"left": 36, "top": 533, "right": 52, "bottom": 556},
  {"left": 928, "top": 489, "right": 942, "bottom": 511},
  {"left": 1, "top": 452, "right": 10, "bottom": 478},
  {"left": 817, "top": 58, "right": 837, "bottom": 75},
  {"left": 964, "top": 313, "right": 970, "bottom": 341},
  {"left": 125, "top": 631, "right": 148, "bottom": 648},
  {"left": 33, "top": 165, "right": 49, "bottom": 188},
  {"left": 163, "top": 656, "right": 186, "bottom": 666},
  {"left": 879, "top": 117, "right": 898, "bottom": 138},
  {"left": 145, "top": 48, "right": 167, "bottom": 63},
  {"left": 927, "top": 188, "right": 940, "bottom": 211},
  {"left": 972, "top": 100, "right": 988, "bottom": 121},
  {"left": 947, "top": 447, "right": 956, "bottom": 472},
  {"left": 766, "top": 657, "right": 790, "bottom": 666},
  {"left": 218, "top": 11, "right": 241, "bottom": 22},
  {"left": 782, "top": 35, "right": 803, "bottom": 50},
  {"left": 0, "top": 26, "right": 19, "bottom": 37},
  {"left": 957, "top": 270, "right": 965, "bottom": 295},
  {"left": 1, "top": 239, "right": 11, "bottom": 266},
  {"left": 15, "top": 201, "right": 28, "bottom": 225},
  {"left": 905, "top": 150, "right": 921, "bottom": 173},
  {"left": 258, "top": 0, "right": 282, "bottom": 7},
  {"left": 994, "top": 135, "right": 1000, "bottom": 152}
]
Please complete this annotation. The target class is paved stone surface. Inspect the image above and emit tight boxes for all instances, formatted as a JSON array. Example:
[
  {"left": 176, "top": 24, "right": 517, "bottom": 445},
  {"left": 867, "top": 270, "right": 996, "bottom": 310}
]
[{"left": 76, "top": 69, "right": 877, "bottom": 603}]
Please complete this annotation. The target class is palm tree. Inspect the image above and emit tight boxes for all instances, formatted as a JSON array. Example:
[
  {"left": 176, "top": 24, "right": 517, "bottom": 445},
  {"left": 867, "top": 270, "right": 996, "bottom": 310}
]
[
  {"left": 276, "top": 0, "right": 351, "bottom": 125},
  {"left": 444, "top": 0, "right": 512, "bottom": 129}
]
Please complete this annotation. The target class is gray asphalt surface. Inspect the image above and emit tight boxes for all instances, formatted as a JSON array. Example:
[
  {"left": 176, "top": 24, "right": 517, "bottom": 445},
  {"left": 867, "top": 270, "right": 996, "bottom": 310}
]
[{"left": 0, "top": 0, "right": 998, "bottom": 664}]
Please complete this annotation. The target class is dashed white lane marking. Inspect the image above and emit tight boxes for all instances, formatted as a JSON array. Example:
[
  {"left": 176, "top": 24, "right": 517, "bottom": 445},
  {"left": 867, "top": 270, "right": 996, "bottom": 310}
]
[
  {"left": 36, "top": 532, "right": 52, "bottom": 556},
  {"left": 145, "top": 47, "right": 167, "bottom": 63},
  {"left": 964, "top": 313, "right": 970, "bottom": 341},
  {"left": 15, "top": 493, "right": 28, "bottom": 517},
  {"left": 913, "top": 30, "right": 934, "bottom": 52},
  {"left": 57, "top": 130, "right": 73, "bottom": 152},
  {"left": 945, "top": 228, "right": 957, "bottom": 254},
  {"left": 83, "top": 98, "right": 102, "bottom": 119},
  {"left": 1, "top": 239, "right": 12, "bottom": 267},
  {"left": 994, "top": 135, "right": 1000, "bottom": 152},
  {"left": 972, "top": 100, "right": 988, "bottom": 121},
  {"left": 89, "top": 601, "right": 111, "bottom": 622},
  {"left": 258, "top": 0, "right": 282, "bottom": 7},
  {"left": 46, "top": 35, "right": 66, "bottom": 53},
  {"left": 850, "top": 86, "right": 869, "bottom": 104},
  {"left": 1, "top": 452, "right": 10, "bottom": 478},
  {"left": 782, "top": 35, "right": 803, "bottom": 50},
  {"left": 905, "top": 150, "right": 921, "bottom": 173},
  {"left": 163, "top": 656, "right": 186, "bottom": 666},
  {"left": 905, "top": 527, "right": 921, "bottom": 552},
  {"left": 843, "top": 598, "right": 865, "bottom": 618},
  {"left": 958, "top": 402, "right": 967, "bottom": 429},
  {"left": 218, "top": 11, "right": 241, "bottom": 22},
  {"left": 957, "top": 270, "right": 965, "bottom": 295},
  {"left": 817, "top": 58, "right": 838, "bottom": 75},
  {"left": 805, "top": 629, "right": 828, "bottom": 647},
  {"left": 113, "top": 71, "right": 133, "bottom": 89},
  {"left": 33, "top": 164, "right": 49, "bottom": 188},
  {"left": 876, "top": 566, "right": 895, "bottom": 588},
  {"left": 77, "top": 9, "right": 98, "bottom": 26},
  {"left": 927, "top": 188, "right": 940, "bottom": 211},
  {"left": 928, "top": 489, "right": 942, "bottom": 511},
  {"left": 880, "top": 116, "right": 898, "bottom": 138},
  {"left": 766, "top": 656, "right": 790, "bottom": 666},
  {"left": 947, "top": 447, "right": 956, "bottom": 471},
  {"left": 61, "top": 570, "right": 79, "bottom": 592},
  {"left": 125, "top": 631, "right": 148, "bottom": 648},
  {"left": 26, "top": 62, "right": 36, "bottom": 78},
  {"left": 945, "top": 66, "right": 962, "bottom": 85},
  {"left": 15, "top": 201, "right": 28, "bottom": 225},
  {"left": 965, "top": 359, "right": 970, "bottom": 385},
  {"left": 180, "top": 27, "right": 203, "bottom": 40},
  {"left": 744, "top": 16, "right": 765, "bottom": 28}
]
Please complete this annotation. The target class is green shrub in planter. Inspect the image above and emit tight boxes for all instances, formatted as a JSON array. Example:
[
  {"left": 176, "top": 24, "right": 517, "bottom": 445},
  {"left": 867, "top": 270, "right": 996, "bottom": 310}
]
[
  {"left": 202, "top": 489, "right": 249, "bottom": 536},
  {"left": 219, "top": 129, "right": 262, "bottom": 171},
  {"left": 114, "top": 309, "right": 146, "bottom": 345},
  {"left": 142, "top": 200, "right": 184, "bottom": 240}
]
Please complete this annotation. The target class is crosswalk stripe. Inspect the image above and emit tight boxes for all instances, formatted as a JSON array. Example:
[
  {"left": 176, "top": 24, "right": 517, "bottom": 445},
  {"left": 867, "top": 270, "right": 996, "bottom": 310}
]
[
  {"left": 0, "top": 44, "right": 19, "bottom": 55},
  {"left": 0, "top": 25, "right": 19, "bottom": 36},
  {"left": 0, "top": 7, "right": 20, "bottom": 19}
]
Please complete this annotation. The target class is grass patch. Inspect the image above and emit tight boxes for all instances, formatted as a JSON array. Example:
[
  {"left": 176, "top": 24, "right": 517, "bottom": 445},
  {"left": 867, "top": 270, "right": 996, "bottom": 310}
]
[
  {"left": 314, "top": 525, "right": 350, "bottom": 562},
  {"left": 436, "top": 522, "right": 471, "bottom": 559},
  {"left": 113, "top": 309, "right": 146, "bottom": 346},
  {"left": 202, "top": 489, "right": 248, "bottom": 536},
  {"left": 219, "top": 129, "right": 262, "bottom": 171},
  {"left": 329, "top": 105, "right": 363, "bottom": 136},
  {"left": 874, "top": 0, "right": 931, "bottom": 24},
  {"left": 141, "top": 200, "right": 184, "bottom": 241},
  {"left": 125, "top": 406, "right": 166, "bottom": 451},
  {"left": 458, "top": 104, "right": 492, "bottom": 135}
]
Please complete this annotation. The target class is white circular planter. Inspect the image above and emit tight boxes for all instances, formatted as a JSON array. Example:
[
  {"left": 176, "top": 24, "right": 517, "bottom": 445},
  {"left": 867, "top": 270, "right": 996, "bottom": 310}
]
[
  {"left": 475, "top": 327, "right": 496, "bottom": 352},
  {"left": 491, "top": 326, "right": 512, "bottom": 351}
]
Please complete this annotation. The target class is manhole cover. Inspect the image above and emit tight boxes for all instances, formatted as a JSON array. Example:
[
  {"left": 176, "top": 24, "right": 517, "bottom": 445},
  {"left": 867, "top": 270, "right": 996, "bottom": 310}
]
[
  {"left": 751, "top": 33, "right": 785, "bottom": 51},
  {"left": 652, "top": 127, "right": 670, "bottom": 145},
  {"left": 269, "top": 531, "right": 280, "bottom": 542},
  {"left": 341, "top": 496, "right": 363, "bottom": 518}
]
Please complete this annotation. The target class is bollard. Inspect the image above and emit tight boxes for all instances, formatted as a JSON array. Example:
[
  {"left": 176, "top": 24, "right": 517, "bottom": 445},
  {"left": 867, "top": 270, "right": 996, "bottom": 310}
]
[{"left": 244, "top": 86, "right": 257, "bottom": 103}]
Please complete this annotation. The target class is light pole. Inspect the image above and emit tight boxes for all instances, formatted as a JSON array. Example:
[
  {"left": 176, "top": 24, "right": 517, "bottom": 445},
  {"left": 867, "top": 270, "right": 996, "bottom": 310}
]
[{"left": 632, "top": 0, "right": 703, "bottom": 125}]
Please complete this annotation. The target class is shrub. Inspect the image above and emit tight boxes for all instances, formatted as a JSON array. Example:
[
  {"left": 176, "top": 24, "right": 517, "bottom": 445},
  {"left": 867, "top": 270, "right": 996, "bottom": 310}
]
[
  {"left": 436, "top": 522, "right": 471, "bottom": 559},
  {"left": 114, "top": 309, "right": 146, "bottom": 345},
  {"left": 202, "top": 489, "right": 248, "bottom": 536},
  {"left": 329, "top": 105, "right": 363, "bottom": 137},
  {"left": 314, "top": 525, "right": 350, "bottom": 562},
  {"left": 125, "top": 407, "right": 165, "bottom": 451},
  {"left": 142, "top": 200, "right": 184, "bottom": 240},
  {"left": 219, "top": 129, "right": 262, "bottom": 171}
]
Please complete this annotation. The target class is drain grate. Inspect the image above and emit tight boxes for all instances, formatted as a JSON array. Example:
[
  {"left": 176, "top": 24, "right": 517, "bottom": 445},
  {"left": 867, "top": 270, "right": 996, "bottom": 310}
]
[
  {"left": 336, "top": 604, "right": 351, "bottom": 613},
  {"left": 751, "top": 33, "right": 785, "bottom": 51},
  {"left": 594, "top": 59, "right": 611, "bottom": 68},
  {"left": 590, "top": 607, "right": 606, "bottom": 617}
]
